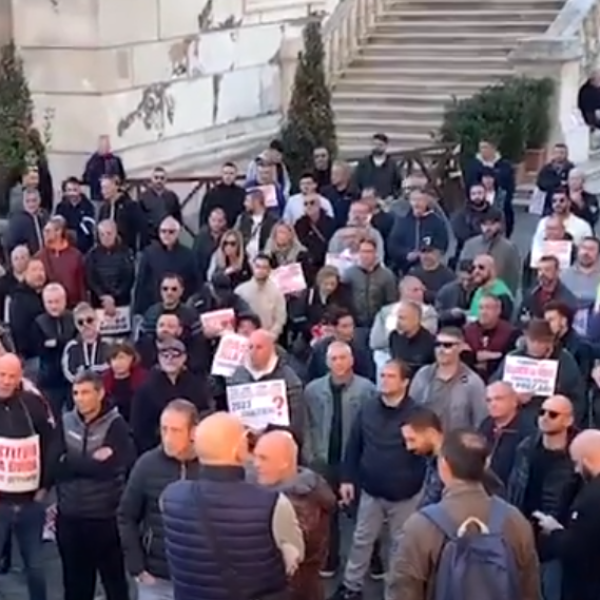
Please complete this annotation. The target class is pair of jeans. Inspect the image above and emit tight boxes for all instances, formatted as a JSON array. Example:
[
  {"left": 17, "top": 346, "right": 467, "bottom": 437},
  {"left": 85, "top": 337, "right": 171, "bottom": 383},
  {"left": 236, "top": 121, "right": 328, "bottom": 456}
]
[
  {"left": 540, "top": 560, "right": 562, "bottom": 600},
  {"left": 56, "top": 514, "right": 129, "bottom": 600},
  {"left": 0, "top": 500, "right": 47, "bottom": 600}
]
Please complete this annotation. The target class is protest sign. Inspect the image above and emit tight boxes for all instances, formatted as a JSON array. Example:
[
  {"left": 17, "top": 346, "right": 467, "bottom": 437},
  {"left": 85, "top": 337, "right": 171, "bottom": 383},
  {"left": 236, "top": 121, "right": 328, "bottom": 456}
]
[
  {"left": 325, "top": 251, "right": 357, "bottom": 277},
  {"left": 271, "top": 263, "right": 307, "bottom": 295},
  {"left": 503, "top": 356, "right": 558, "bottom": 397},
  {"left": 259, "top": 184, "right": 279, "bottom": 208},
  {"left": 573, "top": 307, "right": 590, "bottom": 337},
  {"left": 530, "top": 240, "right": 572, "bottom": 270},
  {"left": 0, "top": 435, "right": 40, "bottom": 493},
  {"left": 200, "top": 308, "right": 235, "bottom": 334},
  {"left": 211, "top": 333, "right": 249, "bottom": 377},
  {"left": 226, "top": 379, "right": 289, "bottom": 431},
  {"left": 96, "top": 306, "right": 132, "bottom": 336}
]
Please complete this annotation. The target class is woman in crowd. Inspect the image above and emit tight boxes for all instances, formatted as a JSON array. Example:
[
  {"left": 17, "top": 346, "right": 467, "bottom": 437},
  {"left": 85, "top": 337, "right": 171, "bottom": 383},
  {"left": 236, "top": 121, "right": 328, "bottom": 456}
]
[
  {"left": 61, "top": 302, "right": 112, "bottom": 384},
  {"left": 265, "top": 221, "right": 311, "bottom": 281},
  {"left": 102, "top": 341, "right": 147, "bottom": 423},
  {"left": 0, "top": 244, "right": 30, "bottom": 323},
  {"left": 206, "top": 229, "right": 251, "bottom": 289}
]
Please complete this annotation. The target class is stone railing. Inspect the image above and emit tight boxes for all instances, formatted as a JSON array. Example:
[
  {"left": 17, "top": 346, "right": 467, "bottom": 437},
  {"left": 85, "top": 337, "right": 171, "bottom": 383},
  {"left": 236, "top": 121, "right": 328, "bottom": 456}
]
[
  {"left": 509, "top": 0, "right": 600, "bottom": 164},
  {"left": 322, "top": 0, "right": 388, "bottom": 83}
]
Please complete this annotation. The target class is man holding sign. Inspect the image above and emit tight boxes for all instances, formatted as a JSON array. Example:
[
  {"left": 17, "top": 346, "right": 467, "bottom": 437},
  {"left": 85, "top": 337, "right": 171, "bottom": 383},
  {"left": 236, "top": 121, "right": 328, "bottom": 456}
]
[
  {"left": 0, "top": 353, "right": 56, "bottom": 600},
  {"left": 229, "top": 330, "right": 304, "bottom": 439},
  {"left": 494, "top": 319, "right": 585, "bottom": 427}
]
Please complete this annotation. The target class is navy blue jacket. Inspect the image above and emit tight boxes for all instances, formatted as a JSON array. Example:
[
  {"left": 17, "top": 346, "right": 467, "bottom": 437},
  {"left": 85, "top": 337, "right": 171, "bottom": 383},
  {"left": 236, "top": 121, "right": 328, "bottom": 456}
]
[
  {"left": 82, "top": 152, "right": 126, "bottom": 200},
  {"left": 387, "top": 211, "right": 449, "bottom": 273},
  {"left": 54, "top": 196, "right": 97, "bottom": 254},
  {"left": 161, "top": 465, "right": 287, "bottom": 600},
  {"left": 479, "top": 411, "right": 535, "bottom": 485},
  {"left": 342, "top": 395, "right": 425, "bottom": 501}
]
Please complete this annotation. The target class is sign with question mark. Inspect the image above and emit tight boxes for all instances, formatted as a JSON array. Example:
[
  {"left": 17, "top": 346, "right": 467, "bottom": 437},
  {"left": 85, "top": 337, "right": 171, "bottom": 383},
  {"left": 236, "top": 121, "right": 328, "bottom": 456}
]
[{"left": 226, "top": 379, "right": 289, "bottom": 431}]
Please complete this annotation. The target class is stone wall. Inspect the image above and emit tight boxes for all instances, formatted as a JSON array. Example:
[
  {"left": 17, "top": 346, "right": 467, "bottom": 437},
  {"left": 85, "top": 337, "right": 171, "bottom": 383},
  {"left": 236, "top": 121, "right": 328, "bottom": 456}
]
[{"left": 8, "top": 0, "right": 332, "bottom": 181}]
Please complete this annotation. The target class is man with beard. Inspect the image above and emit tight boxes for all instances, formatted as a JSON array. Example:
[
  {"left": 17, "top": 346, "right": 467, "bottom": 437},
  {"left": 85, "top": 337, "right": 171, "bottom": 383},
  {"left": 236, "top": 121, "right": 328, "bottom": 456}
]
[{"left": 459, "top": 207, "right": 521, "bottom": 296}]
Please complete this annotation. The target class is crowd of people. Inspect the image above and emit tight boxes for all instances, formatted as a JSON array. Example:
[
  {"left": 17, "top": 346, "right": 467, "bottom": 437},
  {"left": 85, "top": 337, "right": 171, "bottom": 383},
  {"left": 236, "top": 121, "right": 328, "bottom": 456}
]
[{"left": 1, "top": 131, "right": 600, "bottom": 600}]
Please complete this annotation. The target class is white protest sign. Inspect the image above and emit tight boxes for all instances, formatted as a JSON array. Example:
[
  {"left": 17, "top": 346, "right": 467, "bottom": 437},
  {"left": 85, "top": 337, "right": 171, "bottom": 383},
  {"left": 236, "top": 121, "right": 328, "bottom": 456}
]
[
  {"left": 573, "top": 307, "right": 590, "bottom": 337},
  {"left": 200, "top": 308, "right": 235, "bottom": 334},
  {"left": 530, "top": 240, "right": 572, "bottom": 270},
  {"left": 528, "top": 187, "right": 546, "bottom": 216},
  {"left": 259, "top": 184, "right": 279, "bottom": 208},
  {"left": 96, "top": 306, "right": 132, "bottom": 336},
  {"left": 0, "top": 435, "right": 41, "bottom": 493},
  {"left": 503, "top": 356, "right": 558, "bottom": 397},
  {"left": 226, "top": 379, "right": 289, "bottom": 431},
  {"left": 211, "top": 333, "right": 249, "bottom": 377},
  {"left": 325, "top": 251, "right": 357, "bottom": 277},
  {"left": 271, "top": 263, "right": 307, "bottom": 295}
]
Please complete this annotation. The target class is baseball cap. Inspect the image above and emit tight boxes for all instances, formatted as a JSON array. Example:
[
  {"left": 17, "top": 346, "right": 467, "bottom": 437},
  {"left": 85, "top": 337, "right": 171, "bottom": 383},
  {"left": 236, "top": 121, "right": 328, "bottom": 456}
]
[{"left": 156, "top": 337, "right": 186, "bottom": 354}]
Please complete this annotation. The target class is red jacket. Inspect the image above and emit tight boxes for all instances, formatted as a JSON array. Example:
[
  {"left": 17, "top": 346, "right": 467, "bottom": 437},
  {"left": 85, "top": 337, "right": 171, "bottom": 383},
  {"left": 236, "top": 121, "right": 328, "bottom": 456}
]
[
  {"left": 102, "top": 363, "right": 147, "bottom": 396},
  {"left": 36, "top": 242, "right": 86, "bottom": 307}
]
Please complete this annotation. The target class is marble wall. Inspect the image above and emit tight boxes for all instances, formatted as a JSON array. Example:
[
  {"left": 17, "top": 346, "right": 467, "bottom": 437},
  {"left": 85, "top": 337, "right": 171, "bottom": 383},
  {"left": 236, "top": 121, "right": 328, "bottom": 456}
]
[{"left": 9, "top": 0, "right": 333, "bottom": 181}]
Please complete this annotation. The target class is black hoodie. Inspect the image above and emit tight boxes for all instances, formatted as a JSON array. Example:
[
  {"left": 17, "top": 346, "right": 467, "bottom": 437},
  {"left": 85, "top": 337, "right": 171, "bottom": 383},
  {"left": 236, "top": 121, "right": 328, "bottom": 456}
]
[{"left": 9, "top": 283, "right": 45, "bottom": 360}]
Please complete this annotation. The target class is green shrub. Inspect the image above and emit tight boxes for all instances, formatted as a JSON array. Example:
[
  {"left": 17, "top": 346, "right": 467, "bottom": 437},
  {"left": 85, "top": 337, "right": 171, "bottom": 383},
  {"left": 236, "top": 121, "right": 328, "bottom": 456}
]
[
  {"left": 439, "top": 76, "right": 554, "bottom": 163},
  {"left": 280, "top": 19, "right": 337, "bottom": 184},
  {"left": 0, "top": 41, "right": 43, "bottom": 199}
]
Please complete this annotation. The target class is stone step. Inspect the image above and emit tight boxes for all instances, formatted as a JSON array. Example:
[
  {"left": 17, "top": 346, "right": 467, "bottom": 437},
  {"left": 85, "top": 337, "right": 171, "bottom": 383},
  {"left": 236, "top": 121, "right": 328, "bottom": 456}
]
[
  {"left": 343, "top": 65, "right": 512, "bottom": 82},
  {"left": 359, "top": 43, "right": 512, "bottom": 59},
  {"left": 375, "top": 20, "right": 550, "bottom": 34},
  {"left": 334, "top": 101, "right": 446, "bottom": 116},
  {"left": 333, "top": 77, "right": 491, "bottom": 95},
  {"left": 381, "top": 8, "right": 558, "bottom": 20},
  {"left": 352, "top": 54, "right": 508, "bottom": 67},
  {"left": 332, "top": 89, "right": 469, "bottom": 106},
  {"left": 337, "top": 134, "right": 435, "bottom": 156},
  {"left": 335, "top": 116, "right": 441, "bottom": 135},
  {"left": 385, "top": 0, "right": 562, "bottom": 10},
  {"left": 366, "top": 30, "right": 537, "bottom": 44}
]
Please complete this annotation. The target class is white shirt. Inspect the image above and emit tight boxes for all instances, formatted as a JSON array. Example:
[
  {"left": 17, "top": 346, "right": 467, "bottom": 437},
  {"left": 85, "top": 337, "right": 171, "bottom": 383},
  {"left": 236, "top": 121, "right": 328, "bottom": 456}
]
[
  {"left": 283, "top": 193, "right": 334, "bottom": 224},
  {"left": 245, "top": 214, "right": 263, "bottom": 260},
  {"left": 532, "top": 213, "right": 592, "bottom": 248}
]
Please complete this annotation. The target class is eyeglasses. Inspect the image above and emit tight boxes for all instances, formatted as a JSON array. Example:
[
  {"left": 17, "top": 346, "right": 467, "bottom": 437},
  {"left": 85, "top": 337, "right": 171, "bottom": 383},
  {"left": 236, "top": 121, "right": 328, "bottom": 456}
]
[
  {"left": 435, "top": 340, "right": 459, "bottom": 349},
  {"left": 159, "top": 349, "right": 184, "bottom": 359},
  {"left": 304, "top": 201, "right": 317, "bottom": 207},
  {"left": 160, "top": 229, "right": 176, "bottom": 235},
  {"left": 222, "top": 240, "right": 237, "bottom": 247},
  {"left": 76, "top": 316, "right": 95, "bottom": 326},
  {"left": 539, "top": 408, "right": 561, "bottom": 419},
  {"left": 161, "top": 285, "right": 179, "bottom": 292}
]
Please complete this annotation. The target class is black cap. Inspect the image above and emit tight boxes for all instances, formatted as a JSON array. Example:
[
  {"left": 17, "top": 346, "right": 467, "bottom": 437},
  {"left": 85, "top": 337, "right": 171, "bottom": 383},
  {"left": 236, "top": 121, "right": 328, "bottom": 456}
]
[
  {"left": 419, "top": 239, "right": 441, "bottom": 252},
  {"left": 156, "top": 337, "right": 186, "bottom": 353},
  {"left": 211, "top": 272, "right": 232, "bottom": 291}
]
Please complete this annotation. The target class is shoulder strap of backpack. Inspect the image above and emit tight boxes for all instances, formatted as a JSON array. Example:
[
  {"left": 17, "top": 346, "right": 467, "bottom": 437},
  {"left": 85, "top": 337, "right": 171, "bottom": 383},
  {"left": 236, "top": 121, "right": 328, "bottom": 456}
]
[
  {"left": 420, "top": 504, "right": 457, "bottom": 540},
  {"left": 487, "top": 495, "right": 511, "bottom": 535}
]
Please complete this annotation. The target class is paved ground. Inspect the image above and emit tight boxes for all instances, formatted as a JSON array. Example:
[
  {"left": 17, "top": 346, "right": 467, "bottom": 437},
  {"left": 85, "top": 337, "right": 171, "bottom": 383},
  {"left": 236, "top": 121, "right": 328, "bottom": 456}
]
[{"left": 0, "top": 209, "right": 540, "bottom": 600}]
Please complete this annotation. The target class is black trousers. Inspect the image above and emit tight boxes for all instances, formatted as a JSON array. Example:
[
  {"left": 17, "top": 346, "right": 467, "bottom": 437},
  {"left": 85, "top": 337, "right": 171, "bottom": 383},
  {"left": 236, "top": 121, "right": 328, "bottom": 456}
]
[{"left": 56, "top": 515, "right": 129, "bottom": 600}]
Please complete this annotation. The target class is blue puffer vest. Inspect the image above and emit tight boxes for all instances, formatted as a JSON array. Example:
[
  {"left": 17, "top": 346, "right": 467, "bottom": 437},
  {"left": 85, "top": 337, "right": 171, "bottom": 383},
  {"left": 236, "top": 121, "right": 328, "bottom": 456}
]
[{"left": 161, "top": 465, "right": 287, "bottom": 600}]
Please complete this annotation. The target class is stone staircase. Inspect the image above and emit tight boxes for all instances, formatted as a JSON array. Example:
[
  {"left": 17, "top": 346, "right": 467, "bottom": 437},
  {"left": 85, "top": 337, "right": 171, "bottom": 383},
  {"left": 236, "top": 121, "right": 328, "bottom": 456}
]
[{"left": 329, "top": 0, "right": 564, "bottom": 157}]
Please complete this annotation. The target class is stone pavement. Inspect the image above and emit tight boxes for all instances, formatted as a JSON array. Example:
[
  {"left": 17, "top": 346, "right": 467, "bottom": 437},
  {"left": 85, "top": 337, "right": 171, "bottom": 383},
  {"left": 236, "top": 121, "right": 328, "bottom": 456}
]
[{"left": 0, "top": 209, "right": 540, "bottom": 600}]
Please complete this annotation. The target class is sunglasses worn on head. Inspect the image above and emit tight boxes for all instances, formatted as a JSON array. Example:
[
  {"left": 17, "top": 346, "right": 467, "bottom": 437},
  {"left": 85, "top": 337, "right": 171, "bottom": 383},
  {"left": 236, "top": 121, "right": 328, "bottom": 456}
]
[
  {"left": 77, "top": 316, "right": 95, "bottom": 326},
  {"left": 435, "top": 340, "right": 459, "bottom": 349},
  {"left": 539, "top": 408, "right": 560, "bottom": 419}
]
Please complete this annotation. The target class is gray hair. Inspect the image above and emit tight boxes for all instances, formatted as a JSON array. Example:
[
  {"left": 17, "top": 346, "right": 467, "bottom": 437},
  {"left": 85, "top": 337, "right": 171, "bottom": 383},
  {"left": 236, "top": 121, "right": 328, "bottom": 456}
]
[{"left": 326, "top": 340, "right": 353, "bottom": 361}]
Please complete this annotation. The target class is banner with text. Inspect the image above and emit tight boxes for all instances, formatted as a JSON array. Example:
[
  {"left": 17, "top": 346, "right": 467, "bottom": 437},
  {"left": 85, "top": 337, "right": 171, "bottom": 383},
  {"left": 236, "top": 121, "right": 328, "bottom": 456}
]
[
  {"left": 0, "top": 434, "right": 41, "bottom": 493},
  {"left": 226, "top": 379, "right": 289, "bottom": 431},
  {"left": 211, "top": 333, "right": 249, "bottom": 377},
  {"left": 503, "top": 356, "right": 558, "bottom": 397}
]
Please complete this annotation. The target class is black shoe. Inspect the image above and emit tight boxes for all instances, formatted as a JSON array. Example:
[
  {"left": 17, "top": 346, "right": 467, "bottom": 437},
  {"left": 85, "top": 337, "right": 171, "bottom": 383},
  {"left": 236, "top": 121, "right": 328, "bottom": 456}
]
[
  {"left": 328, "top": 585, "right": 362, "bottom": 600},
  {"left": 370, "top": 553, "right": 385, "bottom": 580}
]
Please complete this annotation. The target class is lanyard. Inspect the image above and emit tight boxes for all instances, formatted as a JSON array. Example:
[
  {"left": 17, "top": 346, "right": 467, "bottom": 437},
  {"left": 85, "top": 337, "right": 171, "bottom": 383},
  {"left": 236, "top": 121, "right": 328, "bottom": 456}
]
[{"left": 82, "top": 342, "right": 98, "bottom": 367}]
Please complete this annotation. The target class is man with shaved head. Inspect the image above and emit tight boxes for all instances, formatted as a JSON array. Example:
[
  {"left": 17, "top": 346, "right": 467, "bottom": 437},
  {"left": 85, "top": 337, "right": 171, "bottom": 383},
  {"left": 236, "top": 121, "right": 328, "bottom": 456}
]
[
  {"left": 161, "top": 412, "right": 304, "bottom": 600},
  {"left": 229, "top": 329, "right": 304, "bottom": 439},
  {"left": 508, "top": 395, "right": 579, "bottom": 600},
  {"left": 254, "top": 430, "right": 335, "bottom": 600},
  {"left": 534, "top": 428, "right": 600, "bottom": 600},
  {"left": 0, "top": 353, "right": 56, "bottom": 600},
  {"left": 134, "top": 215, "right": 197, "bottom": 316},
  {"left": 479, "top": 382, "right": 533, "bottom": 485}
]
